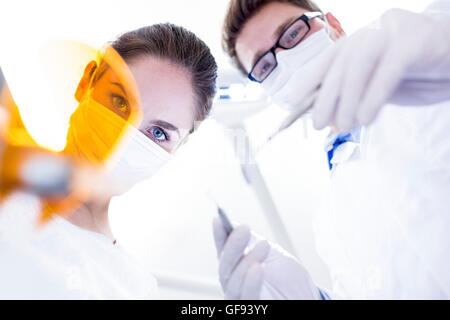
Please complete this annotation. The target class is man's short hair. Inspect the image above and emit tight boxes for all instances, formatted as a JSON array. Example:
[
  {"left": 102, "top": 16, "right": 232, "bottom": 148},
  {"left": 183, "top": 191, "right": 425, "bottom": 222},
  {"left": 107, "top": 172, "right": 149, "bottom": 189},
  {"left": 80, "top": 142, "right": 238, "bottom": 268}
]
[{"left": 223, "top": 0, "right": 322, "bottom": 75}]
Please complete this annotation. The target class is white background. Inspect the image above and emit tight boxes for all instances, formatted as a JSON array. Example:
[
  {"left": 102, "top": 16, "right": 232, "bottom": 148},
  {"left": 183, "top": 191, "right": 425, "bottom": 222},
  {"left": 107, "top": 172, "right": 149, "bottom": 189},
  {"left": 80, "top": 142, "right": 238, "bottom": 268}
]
[{"left": 0, "top": 0, "right": 432, "bottom": 299}]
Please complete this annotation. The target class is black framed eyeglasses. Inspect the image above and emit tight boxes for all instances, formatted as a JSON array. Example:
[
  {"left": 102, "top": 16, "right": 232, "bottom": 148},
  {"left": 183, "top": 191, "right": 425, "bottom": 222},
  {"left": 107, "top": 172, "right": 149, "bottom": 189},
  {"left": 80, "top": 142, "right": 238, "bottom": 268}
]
[{"left": 248, "top": 11, "right": 324, "bottom": 83}]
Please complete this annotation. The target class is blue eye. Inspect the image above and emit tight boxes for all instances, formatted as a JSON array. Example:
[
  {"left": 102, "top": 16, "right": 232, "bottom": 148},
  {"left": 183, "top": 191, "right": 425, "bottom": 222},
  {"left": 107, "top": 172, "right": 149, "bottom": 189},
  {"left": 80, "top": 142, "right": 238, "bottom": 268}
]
[{"left": 148, "top": 126, "right": 168, "bottom": 142}]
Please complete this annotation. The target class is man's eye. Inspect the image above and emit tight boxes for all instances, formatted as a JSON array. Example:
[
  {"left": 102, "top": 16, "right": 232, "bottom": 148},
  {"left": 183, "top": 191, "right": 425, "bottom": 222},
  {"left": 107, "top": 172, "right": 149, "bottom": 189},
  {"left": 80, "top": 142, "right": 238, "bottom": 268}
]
[
  {"left": 261, "top": 62, "right": 272, "bottom": 73},
  {"left": 283, "top": 26, "right": 305, "bottom": 46},
  {"left": 257, "top": 61, "right": 274, "bottom": 77},
  {"left": 289, "top": 30, "right": 300, "bottom": 39},
  {"left": 147, "top": 126, "right": 169, "bottom": 142},
  {"left": 111, "top": 94, "right": 129, "bottom": 113}
]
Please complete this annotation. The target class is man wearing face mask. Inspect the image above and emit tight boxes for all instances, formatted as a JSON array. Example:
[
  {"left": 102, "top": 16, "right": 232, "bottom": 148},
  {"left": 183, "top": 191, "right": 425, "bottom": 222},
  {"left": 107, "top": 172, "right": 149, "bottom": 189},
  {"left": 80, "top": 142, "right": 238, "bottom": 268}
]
[{"left": 214, "top": 0, "right": 450, "bottom": 299}]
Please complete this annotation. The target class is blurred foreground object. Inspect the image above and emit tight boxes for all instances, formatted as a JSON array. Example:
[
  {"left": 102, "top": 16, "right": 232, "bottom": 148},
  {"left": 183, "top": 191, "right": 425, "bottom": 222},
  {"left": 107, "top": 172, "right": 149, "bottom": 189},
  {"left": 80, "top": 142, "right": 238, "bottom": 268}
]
[{"left": 0, "top": 42, "right": 141, "bottom": 224}]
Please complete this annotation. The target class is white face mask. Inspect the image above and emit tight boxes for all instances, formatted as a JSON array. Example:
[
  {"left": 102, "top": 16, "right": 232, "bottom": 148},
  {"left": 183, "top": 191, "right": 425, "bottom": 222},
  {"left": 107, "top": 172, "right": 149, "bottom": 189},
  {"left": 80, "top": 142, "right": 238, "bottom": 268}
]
[
  {"left": 67, "top": 87, "right": 174, "bottom": 197},
  {"left": 261, "top": 28, "right": 334, "bottom": 99},
  {"left": 106, "top": 125, "right": 173, "bottom": 195}
]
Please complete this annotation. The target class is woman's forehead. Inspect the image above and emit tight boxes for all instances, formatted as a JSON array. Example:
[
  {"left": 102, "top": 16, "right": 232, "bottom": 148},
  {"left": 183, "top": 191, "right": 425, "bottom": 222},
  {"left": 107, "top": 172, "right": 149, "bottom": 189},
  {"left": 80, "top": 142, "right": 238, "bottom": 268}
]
[{"left": 127, "top": 57, "right": 196, "bottom": 132}]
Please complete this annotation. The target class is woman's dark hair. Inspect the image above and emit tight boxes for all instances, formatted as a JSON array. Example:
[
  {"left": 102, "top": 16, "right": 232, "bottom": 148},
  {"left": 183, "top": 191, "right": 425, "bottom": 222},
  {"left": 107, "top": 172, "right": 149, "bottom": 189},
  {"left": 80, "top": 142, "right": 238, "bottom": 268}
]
[{"left": 111, "top": 23, "right": 218, "bottom": 121}]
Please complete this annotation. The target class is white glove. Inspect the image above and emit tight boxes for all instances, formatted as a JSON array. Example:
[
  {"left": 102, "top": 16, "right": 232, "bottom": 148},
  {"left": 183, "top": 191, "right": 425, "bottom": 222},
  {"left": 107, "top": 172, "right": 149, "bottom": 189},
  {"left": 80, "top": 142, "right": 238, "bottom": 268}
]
[
  {"left": 312, "top": 8, "right": 450, "bottom": 132},
  {"left": 212, "top": 217, "right": 321, "bottom": 300}
]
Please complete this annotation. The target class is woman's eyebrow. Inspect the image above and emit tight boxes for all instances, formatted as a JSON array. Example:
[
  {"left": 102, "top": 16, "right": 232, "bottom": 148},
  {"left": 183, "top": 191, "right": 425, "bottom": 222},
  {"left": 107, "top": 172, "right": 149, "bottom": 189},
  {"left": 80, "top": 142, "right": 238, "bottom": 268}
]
[
  {"left": 149, "top": 119, "right": 180, "bottom": 134},
  {"left": 110, "top": 81, "right": 127, "bottom": 96}
]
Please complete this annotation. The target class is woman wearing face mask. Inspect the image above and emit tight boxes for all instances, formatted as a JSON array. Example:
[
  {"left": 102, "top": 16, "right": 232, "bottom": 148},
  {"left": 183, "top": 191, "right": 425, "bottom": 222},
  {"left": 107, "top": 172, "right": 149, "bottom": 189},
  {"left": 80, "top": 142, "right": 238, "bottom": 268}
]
[{"left": 0, "top": 23, "right": 217, "bottom": 299}]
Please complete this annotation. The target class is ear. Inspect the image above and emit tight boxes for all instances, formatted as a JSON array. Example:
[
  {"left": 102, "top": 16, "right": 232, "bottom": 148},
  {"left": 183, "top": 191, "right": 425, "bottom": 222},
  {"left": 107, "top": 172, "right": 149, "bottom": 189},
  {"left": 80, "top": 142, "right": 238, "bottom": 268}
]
[
  {"left": 75, "top": 61, "right": 97, "bottom": 102},
  {"left": 325, "top": 12, "right": 346, "bottom": 39}
]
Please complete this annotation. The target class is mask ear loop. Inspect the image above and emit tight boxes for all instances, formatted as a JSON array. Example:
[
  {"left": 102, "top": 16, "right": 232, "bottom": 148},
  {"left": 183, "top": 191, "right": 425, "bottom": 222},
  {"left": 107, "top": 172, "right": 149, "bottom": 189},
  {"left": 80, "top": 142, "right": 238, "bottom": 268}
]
[
  {"left": 172, "top": 134, "right": 190, "bottom": 153},
  {"left": 171, "top": 120, "right": 200, "bottom": 152},
  {"left": 322, "top": 13, "right": 332, "bottom": 36}
]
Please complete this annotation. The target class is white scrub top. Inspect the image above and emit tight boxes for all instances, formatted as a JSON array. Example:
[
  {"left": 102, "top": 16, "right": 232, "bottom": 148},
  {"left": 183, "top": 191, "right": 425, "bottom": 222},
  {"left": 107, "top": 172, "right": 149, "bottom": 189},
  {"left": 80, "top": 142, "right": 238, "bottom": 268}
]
[
  {"left": 0, "top": 193, "right": 157, "bottom": 299},
  {"left": 315, "top": 101, "right": 450, "bottom": 299},
  {"left": 314, "top": 1, "right": 450, "bottom": 299}
]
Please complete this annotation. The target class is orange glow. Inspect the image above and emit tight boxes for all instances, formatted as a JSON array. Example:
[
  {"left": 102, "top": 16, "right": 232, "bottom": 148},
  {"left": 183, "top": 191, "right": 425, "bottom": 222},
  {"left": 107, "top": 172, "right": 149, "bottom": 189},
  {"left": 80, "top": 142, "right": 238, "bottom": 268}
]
[{"left": 0, "top": 43, "right": 142, "bottom": 224}]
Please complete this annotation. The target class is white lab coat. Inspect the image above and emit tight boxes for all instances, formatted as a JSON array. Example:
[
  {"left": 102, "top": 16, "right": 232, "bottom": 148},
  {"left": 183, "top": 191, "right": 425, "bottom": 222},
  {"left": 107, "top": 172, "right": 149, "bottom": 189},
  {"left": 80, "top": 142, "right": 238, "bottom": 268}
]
[
  {"left": 314, "top": 1, "right": 450, "bottom": 299},
  {"left": 0, "top": 193, "right": 157, "bottom": 299}
]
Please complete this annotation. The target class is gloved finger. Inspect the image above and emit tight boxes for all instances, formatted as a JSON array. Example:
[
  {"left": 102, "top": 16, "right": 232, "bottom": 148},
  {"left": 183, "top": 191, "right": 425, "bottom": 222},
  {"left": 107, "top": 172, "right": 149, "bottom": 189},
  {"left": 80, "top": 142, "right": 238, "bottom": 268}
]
[
  {"left": 357, "top": 48, "right": 406, "bottom": 126},
  {"left": 225, "top": 240, "right": 270, "bottom": 299},
  {"left": 212, "top": 217, "right": 227, "bottom": 257},
  {"left": 335, "top": 30, "right": 386, "bottom": 132},
  {"left": 219, "top": 225, "right": 251, "bottom": 289},
  {"left": 240, "top": 264, "right": 264, "bottom": 300},
  {"left": 312, "top": 39, "right": 347, "bottom": 130}
]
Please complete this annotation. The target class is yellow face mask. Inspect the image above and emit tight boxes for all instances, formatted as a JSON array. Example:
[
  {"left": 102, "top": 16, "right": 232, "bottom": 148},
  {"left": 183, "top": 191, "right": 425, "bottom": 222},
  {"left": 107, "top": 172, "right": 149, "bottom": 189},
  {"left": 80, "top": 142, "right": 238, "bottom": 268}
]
[
  {"left": 0, "top": 45, "right": 143, "bottom": 224},
  {"left": 65, "top": 88, "right": 128, "bottom": 164},
  {"left": 64, "top": 46, "right": 141, "bottom": 165},
  {"left": 43, "top": 46, "right": 143, "bottom": 222}
]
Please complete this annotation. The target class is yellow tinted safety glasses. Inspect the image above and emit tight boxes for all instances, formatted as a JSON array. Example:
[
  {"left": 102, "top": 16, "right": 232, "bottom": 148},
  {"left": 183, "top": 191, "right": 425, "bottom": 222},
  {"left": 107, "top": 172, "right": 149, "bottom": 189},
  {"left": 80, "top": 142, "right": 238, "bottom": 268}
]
[{"left": 0, "top": 42, "right": 142, "bottom": 224}]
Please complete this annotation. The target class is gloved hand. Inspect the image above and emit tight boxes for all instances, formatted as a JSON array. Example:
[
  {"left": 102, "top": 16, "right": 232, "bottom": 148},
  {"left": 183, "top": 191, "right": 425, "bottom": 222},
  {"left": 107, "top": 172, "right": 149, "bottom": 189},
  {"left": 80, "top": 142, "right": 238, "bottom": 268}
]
[
  {"left": 312, "top": 8, "right": 450, "bottom": 132},
  {"left": 212, "top": 217, "right": 321, "bottom": 300}
]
